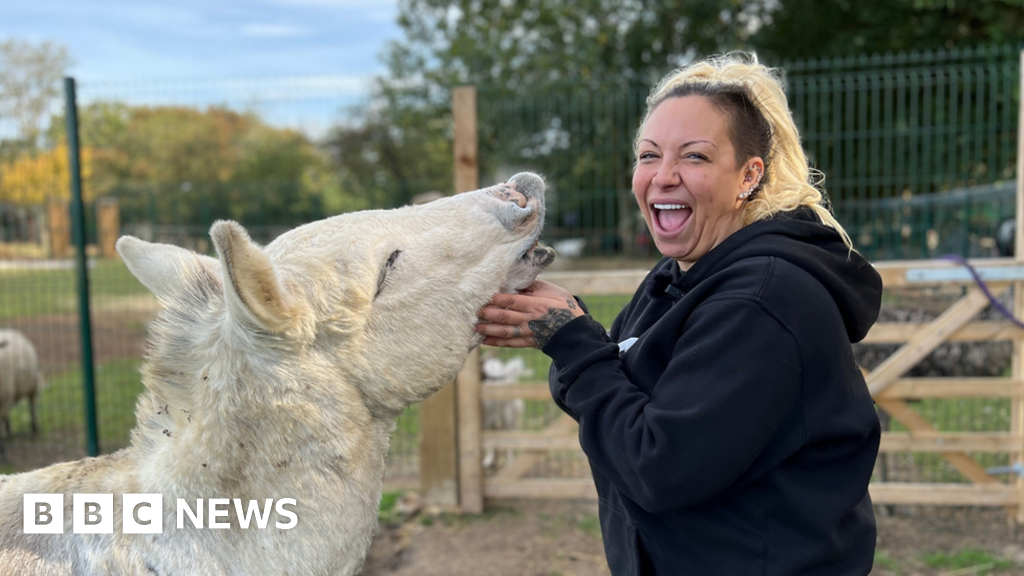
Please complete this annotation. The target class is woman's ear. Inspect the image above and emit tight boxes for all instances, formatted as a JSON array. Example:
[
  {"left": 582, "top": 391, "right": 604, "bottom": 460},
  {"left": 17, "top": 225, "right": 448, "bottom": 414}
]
[{"left": 738, "top": 157, "right": 765, "bottom": 201}]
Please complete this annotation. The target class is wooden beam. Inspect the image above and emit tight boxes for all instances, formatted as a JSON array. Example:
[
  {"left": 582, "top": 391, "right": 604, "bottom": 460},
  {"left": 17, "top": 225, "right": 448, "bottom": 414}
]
[
  {"left": 491, "top": 415, "right": 578, "bottom": 482},
  {"left": 482, "top": 431, "right": 581, "bottom": 451},
  {"left": 876, "top": 378, "right": 1019, "bottom": 399},
  {"left": 1014, "top": 47, "right": 1024, "bottom": 524},
  {"left": 480, "top": 382, "right": 553, "bottom": 401},
  {"left": 485, "top": 478, "right": 598, "bottom": 500},
  {"left": 864, "top": 321, "right": 1021, "bottom": 344},
  {"left": 870, "top": 483, "right": 1016, "bottom": 506},
  {"left": 867, "top": 288, "right": 992, "bottom": 398},
  {"left": 874, "top": 259, "right": 1016, "bottom": 288},
  {"left": 538, "top": 269, "right": 647, "bottom": 296},
  {"left": 879, "top": 432, "right": 1022, "bottom": 453},
  {"left": 456, "top": 348, "right": 483, "bottom": 513},
  {"left": 419, "top": 382, "right": 459, "bottom": 506},
  {"left": 421, "top": 85, "right": 479, "bottom": 508},
  {"left": 452, "top": 86, "right": 478, "bottom": 195},
  {"left": 876, "top": 398, "right": 999, "bottom": 484}
]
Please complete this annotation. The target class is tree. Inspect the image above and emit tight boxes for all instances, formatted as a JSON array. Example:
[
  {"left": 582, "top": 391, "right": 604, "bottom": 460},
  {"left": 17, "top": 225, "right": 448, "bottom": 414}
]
[
  {"left": 0, "top": 40, "right": 70, "bottom": 150},
  {"left": 751, "top": 0, "right": 1024, "bottom": 61},
  {"left": 0, "top": 143, "right": 95, "bottom": 205},
  {"left": 21, "top": 103, "right": 365, "bottom": 227}
]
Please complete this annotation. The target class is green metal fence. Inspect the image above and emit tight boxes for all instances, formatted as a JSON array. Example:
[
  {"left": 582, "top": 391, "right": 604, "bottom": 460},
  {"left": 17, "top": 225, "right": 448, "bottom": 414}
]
[
  {"left": 0, "top": 45, "right": 1021, "bottom": 487},
  {"left": 477, "top": 44, "right": 1022, "bottom": 263}
]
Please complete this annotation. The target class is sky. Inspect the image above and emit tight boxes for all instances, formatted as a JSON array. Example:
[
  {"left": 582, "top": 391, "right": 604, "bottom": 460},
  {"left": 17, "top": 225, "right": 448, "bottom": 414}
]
[
  {"left": 0, "top": 0, "right": 406, "bottom": 135},
  {"left": 2, "top": 0, "right": 403, "bottom": 81}
]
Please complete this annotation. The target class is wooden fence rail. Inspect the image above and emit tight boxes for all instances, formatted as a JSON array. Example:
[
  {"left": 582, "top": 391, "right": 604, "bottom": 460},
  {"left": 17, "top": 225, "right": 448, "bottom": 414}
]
[{"left": 451, "top": 260, "right": 1024, "bottom": 520}]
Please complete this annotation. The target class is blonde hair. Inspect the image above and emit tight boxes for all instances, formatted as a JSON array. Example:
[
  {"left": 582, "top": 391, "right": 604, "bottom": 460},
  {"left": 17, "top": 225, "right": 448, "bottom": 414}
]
[{"left": 635, "top": 53, "right": 853, "bottom": 250}]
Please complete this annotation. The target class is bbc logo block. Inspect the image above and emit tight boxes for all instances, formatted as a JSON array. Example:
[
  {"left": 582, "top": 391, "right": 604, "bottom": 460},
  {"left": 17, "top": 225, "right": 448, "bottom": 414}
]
[
  {"left": 123, "top": 494, "right": 163, "bottom": 534},
  {"left": 23, "top": 494, "right": 64, "bottom": 534},
  {"left": 24, "top": 493, "right": 163, "bottom": 534}
]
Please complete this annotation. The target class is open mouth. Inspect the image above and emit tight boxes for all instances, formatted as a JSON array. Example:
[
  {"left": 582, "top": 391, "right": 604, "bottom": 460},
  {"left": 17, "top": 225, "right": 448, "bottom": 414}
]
[
  {"left": 652, "top": 203, "right": 692, "bottom": 237},
  {"left": 520, "top": 239, "right": 556, "bottom": 269}
]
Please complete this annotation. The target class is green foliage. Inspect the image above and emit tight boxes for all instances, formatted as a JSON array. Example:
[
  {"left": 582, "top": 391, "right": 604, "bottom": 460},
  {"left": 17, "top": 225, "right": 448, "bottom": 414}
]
[
  {"left": 754, "top": 0, "right": 1024, "bottom": 61},
  {"left": 378, "top": 491, "right": 404, "bottom": 525},
  {"left": 40, "top": 103, "right": 368, "bottom": 228},
  {"left": 921, "top": 548, "right": 1014, "bottom": 572},
  {"left": 322, "top": 0, "right": 1024, "bottom": 258},
  {"left": 873, "top": 550, "right": 903, "bottom": 574}
]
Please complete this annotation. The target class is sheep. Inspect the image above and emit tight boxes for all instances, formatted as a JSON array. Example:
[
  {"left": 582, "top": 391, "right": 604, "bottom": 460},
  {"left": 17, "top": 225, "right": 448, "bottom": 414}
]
[{"left": 0, "top": 328, "right": 42, "bottom": 458}]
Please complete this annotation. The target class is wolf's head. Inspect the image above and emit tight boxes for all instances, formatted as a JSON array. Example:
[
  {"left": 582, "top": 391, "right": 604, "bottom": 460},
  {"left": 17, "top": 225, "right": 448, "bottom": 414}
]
[{"left": 116, "top": 173, "right": 552, "bottom": 418}]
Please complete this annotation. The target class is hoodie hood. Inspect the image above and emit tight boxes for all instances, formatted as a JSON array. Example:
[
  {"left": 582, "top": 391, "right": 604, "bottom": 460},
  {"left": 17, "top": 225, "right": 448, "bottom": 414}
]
[{"left": 647, "top": 207, "right": 882, "bottom": 343}]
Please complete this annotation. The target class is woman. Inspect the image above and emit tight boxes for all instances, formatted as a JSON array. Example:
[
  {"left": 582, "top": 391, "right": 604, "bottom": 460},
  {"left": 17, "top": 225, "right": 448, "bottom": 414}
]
[{"left": 476, "top": 54, "right": 882, "bottom": 575}]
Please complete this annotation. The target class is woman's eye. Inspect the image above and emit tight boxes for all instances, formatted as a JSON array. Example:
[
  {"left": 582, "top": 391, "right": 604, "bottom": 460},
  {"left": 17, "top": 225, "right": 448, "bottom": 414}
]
[
  {"left": 638, "top": 152, "right": 658, "bottom": 161},
  {"left": 685, "top": 153, "right": 708, "bottom": 161}
]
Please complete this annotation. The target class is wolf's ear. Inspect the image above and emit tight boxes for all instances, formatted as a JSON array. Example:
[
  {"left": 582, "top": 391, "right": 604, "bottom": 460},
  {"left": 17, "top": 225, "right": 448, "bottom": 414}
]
[
  {"left": 209, "top": 220, "right": 303, "bottom": 333},
  {"left": 116, "top": 236, "right": 211, "bottom": 299}
]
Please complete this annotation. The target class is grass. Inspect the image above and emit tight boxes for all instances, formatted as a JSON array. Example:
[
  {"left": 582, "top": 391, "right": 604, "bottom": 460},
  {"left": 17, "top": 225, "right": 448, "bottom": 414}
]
[
  {"left": 575, "top": 514, "right": 601, "bottom": 537},
  {"left": 0, "top": 259, "right": 148, "bottom": 321},
  {"left": 378, "top": 490, "right": 403, "bottom": 525},
  {"left": 4, "top": 357, "right": 144, "bottom": 451},
  {"left": 921, "top": 549, "right": 1015, "bottom": 573},
  {"left": 874, "top": 550, "right": 903, "bottom": 574}
]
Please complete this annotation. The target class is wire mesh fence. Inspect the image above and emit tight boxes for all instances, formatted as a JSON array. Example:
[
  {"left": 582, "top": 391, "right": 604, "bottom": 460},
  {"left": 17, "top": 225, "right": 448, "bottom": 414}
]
[{"left": 0, "top": 44, "right": 1021, "bottom": 495}]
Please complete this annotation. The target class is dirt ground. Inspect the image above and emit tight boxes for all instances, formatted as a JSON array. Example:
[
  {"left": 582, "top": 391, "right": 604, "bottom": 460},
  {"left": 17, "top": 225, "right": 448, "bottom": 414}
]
[
  {"left": 359, "top": 501, "right": 1024, "bottom": 576},
  {"left": 7, "top": 310, "right": 151, "bottom": 371}
]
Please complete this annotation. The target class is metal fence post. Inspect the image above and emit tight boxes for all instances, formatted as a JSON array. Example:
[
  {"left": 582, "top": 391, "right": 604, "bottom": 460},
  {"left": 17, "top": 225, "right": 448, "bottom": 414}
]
[{"left": 64, "top": 76, "right": 100, "bottom": 457}]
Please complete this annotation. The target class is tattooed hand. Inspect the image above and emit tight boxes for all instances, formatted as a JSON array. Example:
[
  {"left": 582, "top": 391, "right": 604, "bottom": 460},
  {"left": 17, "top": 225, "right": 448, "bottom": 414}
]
[{"left": 475, "top": 280, "right": 585, "bottom": 349}]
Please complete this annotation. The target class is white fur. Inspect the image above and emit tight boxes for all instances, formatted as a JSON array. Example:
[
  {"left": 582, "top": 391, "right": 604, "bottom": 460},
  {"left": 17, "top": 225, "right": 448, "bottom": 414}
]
[{"left": 0, "top": 174, "right": 552, "bottom": 576}]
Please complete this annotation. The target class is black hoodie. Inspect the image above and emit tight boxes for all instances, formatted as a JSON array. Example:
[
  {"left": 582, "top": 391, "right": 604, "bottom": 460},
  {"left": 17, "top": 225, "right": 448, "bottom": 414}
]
[{"left": 545, "top": 208, "right": 882, "bottom": 575}]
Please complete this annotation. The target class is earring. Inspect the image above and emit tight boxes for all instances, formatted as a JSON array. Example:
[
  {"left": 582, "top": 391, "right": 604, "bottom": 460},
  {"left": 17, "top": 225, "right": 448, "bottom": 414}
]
[{"left": 740, "top": 166, "right": 762, "bottom": 200}]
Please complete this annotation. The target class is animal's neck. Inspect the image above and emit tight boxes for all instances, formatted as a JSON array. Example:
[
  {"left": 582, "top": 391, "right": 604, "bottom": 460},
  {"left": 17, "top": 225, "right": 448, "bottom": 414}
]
[{"left": 132, "top": 326, "right": 393, "bottom": 500}]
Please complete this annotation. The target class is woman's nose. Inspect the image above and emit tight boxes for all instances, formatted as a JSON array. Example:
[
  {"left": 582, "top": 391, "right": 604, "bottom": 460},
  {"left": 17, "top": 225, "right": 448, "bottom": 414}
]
[{"left": 652, "top": 162, "right": 681, "bottom": 189}]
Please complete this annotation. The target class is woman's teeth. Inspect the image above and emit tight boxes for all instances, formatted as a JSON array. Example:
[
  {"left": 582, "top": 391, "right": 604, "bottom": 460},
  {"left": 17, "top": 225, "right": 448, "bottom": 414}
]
[{"left": 654, "top": 203, "right": 688, "bottom": 210}]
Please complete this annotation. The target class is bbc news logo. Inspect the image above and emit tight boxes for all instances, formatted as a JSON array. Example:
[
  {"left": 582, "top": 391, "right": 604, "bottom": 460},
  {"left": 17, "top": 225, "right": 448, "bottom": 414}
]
[{"left": 23, "top": 494, "right": 298, "bottom": 534}]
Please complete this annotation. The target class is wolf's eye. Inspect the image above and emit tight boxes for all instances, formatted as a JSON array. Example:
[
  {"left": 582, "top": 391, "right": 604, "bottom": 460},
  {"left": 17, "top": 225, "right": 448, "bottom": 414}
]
[{"left": 375, "top": 249, "right": 402, "bottom": 299}]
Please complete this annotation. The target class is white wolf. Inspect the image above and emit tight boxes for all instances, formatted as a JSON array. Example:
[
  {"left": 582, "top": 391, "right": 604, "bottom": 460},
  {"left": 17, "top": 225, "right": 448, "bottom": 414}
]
[{"left": 0, "top": 173, "right": 554, "bottom": 576}]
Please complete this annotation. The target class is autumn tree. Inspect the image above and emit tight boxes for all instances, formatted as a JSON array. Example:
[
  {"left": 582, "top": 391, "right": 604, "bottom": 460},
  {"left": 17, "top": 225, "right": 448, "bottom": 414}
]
[{"left": 0, "top": 39, "right": 70, "bottom": 151}]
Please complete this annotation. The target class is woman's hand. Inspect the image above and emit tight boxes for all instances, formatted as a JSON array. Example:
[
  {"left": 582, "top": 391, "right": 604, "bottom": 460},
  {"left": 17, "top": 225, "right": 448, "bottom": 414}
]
[{"left": 476, "top": 280, "right": 585, "bottom": 349}]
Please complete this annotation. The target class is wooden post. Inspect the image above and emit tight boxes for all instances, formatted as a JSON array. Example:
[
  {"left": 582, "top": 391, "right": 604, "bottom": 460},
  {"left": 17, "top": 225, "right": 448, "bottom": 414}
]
[
  {"left": 453, "top": 85, "right": 483, "bottom": 513},
  {"left": 1012, "top": 49, "right": 1024, "bottom": 522},
  {"left": 96, "top": 197, "right": 120, "bottom": 258},
  {"left": 420, "top": 86, "right": 480, "bottom": 509},
  {"left": 47, "top": 197, "right": 70, "bottom": 258},
  {"left": 456, "top": 349, "right": 483, "bottom": 513}
]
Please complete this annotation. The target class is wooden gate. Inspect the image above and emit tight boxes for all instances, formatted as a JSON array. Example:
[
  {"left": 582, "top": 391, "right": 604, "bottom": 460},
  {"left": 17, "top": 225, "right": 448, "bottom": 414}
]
[{"left": 455, "top": 262, "right": 1024, "bottom": 522}]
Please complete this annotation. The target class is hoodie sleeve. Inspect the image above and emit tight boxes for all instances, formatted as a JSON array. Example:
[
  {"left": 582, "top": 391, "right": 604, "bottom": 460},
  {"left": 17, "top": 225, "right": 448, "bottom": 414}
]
[{"left": 545, "top": 296, "right": 803, "bottom": 512}]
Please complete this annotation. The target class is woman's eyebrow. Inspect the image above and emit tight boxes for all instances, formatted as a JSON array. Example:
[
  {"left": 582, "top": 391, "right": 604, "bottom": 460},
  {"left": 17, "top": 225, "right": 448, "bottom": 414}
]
[
  {"left": 681, "top": 139, "right": 716, "bottom": 149},
  {"left": 639, "top": 138, "right": 718, "bottom": 149}
]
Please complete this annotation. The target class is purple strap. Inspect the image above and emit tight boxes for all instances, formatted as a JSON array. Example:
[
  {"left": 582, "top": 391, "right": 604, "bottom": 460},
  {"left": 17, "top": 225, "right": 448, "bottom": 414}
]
[{"left": 939, "top": 254, "right": 1024, "bottom": 331}]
